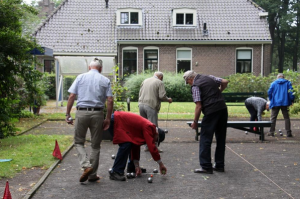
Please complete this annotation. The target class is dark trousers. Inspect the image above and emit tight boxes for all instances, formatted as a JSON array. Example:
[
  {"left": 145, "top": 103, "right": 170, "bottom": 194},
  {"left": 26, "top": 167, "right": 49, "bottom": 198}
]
[
  {"left": 199, "top": 108, "right": 228, "bottom": 169},
  {"left": 245, "top": 102, "right": 257, "bottom": 131},
  {"left": 112, "top": 142, "right": 132, "bottom": 174},
  {"left": 270, "top": 106, "right": 291, "bottom": 134}
]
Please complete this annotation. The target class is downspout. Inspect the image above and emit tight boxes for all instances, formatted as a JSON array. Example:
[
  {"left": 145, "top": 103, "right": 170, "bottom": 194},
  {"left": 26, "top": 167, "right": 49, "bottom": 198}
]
[{"left": 261, "top": 44, "right": 264, "bottom": 76}]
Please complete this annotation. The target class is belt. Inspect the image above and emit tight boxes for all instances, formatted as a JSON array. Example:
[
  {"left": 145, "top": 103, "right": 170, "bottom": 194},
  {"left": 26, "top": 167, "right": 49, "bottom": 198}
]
[{"left": 77, "top": 107, "right": 103, "bottom": 111}]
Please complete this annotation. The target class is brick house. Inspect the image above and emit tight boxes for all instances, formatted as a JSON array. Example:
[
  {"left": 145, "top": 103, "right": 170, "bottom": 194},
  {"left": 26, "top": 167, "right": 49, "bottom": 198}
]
[{"left": 33, "top": 0, "right": 271, "bottom": 78}]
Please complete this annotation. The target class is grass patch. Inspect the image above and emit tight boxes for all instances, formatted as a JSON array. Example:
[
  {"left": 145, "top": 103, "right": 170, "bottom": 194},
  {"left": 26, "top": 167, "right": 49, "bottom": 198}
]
[
  {"left": 14, "top": 118, "right": 47, "bottom": 135},
  {"left": 0, "top": 134, "right": 73, "bottom": 179}
]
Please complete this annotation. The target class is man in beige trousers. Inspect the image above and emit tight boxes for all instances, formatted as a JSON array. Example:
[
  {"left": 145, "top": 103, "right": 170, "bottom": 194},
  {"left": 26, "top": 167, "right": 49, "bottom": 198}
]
[{"left": 138, "top": 71, "right": 172, "bottom": 152}]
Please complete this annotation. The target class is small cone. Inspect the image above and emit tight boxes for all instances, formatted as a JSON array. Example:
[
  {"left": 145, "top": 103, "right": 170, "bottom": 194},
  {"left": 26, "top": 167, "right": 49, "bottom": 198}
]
[
  {"left": 3, "top": 181, "right": 12, "bottom": 199},
  {"left": 52, "top": 140, "right": 62, "bottom": 160}
]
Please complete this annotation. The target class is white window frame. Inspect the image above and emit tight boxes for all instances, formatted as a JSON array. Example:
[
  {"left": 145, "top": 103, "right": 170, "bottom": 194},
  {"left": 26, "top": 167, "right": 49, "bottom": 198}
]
[
  {"left": 176, "top": 47, "right": 192, "bottom": 73},
  {"left": 235, "top": 47, "right": 253, "bottom": 74},
  {"left": 143, "top": 46, "right": 159, "bottom": 73},
  {"left": 122, "top": 47, "right": 138, "bottom": 77},
  {"left": 117, "top": 8, "right": 142, "bottom": 26},
  {"left": 172, "top": 8, "right": 197, "bottom": 27}
]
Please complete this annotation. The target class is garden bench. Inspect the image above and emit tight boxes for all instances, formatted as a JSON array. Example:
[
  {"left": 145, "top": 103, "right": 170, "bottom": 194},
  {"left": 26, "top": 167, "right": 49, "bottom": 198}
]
[
  {"left": 222, "top": 92, "right": 265, "bottom": 105},
  {"left": 187, "top": 121, "right": 272, "bottom": 141}
]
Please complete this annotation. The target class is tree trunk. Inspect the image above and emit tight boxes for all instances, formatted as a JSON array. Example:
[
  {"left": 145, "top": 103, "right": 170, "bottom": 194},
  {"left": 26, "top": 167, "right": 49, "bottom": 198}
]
[{"left": 293, "top": 0, "right": 299, "bottom": 71}]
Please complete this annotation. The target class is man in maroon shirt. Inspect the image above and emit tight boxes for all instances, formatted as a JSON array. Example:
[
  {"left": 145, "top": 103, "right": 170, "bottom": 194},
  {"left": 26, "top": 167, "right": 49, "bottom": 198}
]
[{"left": 108, "top": 111, "right": 167, "bottom": 181}]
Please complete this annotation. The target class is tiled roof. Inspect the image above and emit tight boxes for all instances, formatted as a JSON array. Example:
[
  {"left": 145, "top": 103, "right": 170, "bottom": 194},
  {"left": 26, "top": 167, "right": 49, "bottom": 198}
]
[{"left": 34, "top": 0, "right": 271, "bottom": 54}]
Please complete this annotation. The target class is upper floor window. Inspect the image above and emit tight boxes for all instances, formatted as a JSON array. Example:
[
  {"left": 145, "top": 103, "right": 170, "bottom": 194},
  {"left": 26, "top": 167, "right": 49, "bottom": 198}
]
[
  {"left": 173, "top": 8, "right": 197, "bottom": 26},
  {"left": 236, "top": 49, "right": 252, "bottom": 73},
  {"left": 117, "top": 8, "right": 142, "bottom": 26}
]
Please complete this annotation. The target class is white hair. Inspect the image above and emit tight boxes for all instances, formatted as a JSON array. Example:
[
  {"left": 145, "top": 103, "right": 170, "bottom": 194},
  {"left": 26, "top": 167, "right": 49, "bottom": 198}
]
[
  {"left": 154, "top": 71, "right": 163, "bottom": 78},
  {"left": 89, "top": 58, "right": 102, "bottom": 68},
  {"left": 277, "top": 73, "right": 284, "bottom": 79}
]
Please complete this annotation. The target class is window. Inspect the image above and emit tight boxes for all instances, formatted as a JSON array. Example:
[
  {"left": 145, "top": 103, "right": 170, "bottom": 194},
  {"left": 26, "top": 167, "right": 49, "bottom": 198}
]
[
  {"left": 173, "top": 9, "right": 197, "bottom": 26},
  {"left": 44, "top": 60, "right": 54, "bottom": 73},
  {"left": 236, "top": 50, "right": 252, "bottom": 73},
  {"left": 177, "top": 48, "right": 192, "bottom": 73},
  {"left": 117, "top": 9, "right": 142, "bottom": 26},
  {"left": 144, "top": 49, "right": 158, "bottom": 72},
  {"left": 123, "top": 49, "right": 137, "bottom": 77}
]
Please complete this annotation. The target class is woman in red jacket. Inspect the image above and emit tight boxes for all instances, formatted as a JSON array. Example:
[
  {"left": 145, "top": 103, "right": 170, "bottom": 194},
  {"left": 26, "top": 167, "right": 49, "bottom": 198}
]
[{"left": 108, "top": 111, "right": 167, "bottom": 181}]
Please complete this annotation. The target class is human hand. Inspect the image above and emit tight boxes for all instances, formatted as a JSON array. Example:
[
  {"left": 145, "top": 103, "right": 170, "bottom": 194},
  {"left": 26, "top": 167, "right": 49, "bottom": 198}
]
[
  {"left": 135, "top": 167, "right": 142, "bottom": 177},
  {"left": 159, "top": 164, "right": 167, "bottom": 175},
  {"left": 191, "top": 121, "right": 198, "bottom": 130},
  {"left": 66, "top": 116, "right": 73, "bottom": 125},
  {"left": 102, "top": 119, "right": 110, "bottom": 130}
]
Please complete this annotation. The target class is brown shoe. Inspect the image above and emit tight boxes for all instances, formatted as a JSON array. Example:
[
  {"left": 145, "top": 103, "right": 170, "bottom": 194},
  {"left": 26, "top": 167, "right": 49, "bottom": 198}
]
[
  {"left": 80, "top": 167, "right": 93, "bottom": 182},
  {"left": 88, "top": 176, "right": 100, "bottom": 182}
]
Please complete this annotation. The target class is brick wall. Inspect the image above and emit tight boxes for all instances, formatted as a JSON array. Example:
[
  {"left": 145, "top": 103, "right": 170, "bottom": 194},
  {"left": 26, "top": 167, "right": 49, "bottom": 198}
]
[{"left": 120, "top": 44, "right": 271, "bottom": 78}]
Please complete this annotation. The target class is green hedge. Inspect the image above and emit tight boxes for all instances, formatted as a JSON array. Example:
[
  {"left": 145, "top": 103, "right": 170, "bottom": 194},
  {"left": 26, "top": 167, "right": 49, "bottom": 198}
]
[
  {"left": 44, "top": 75, "right": 77, "bottom": 100},
  {"left": 124, "top": 71, "right": 192, "bottom": 102}
]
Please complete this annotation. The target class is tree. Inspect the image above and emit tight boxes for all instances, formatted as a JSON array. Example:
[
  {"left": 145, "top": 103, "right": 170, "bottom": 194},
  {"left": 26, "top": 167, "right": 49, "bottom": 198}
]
[{"left": 0, "top": 0, "right": 42, "bottom": 138}]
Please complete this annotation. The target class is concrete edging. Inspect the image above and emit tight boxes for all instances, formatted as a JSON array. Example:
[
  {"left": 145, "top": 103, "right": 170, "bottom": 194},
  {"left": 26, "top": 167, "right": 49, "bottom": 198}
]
[{"left": 23, "top": 143, "right": 74, "bottom": 199}]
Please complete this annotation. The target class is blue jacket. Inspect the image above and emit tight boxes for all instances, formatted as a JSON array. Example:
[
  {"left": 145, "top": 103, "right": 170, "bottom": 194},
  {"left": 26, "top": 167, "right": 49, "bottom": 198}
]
[{"left": 268, "top": 78, "right": 294, "bottom": 109}]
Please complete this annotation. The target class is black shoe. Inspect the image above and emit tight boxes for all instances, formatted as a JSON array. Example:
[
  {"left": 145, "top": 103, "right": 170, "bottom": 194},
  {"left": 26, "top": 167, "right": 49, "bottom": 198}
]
[
  {"left": 213, "top": 166, "right": 225, "bottom": 172},
  {"left": 109, "top": 172, "right": 126, "bottom": 181},
  {"left": 287, "top": 132, "right": 293, "bottom": 137},
  {"left": 194, "top": 168, "right": 213, "bottom": 174}
]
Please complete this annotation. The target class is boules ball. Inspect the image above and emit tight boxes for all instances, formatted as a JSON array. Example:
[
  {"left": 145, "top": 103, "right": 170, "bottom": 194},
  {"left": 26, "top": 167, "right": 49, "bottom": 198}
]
[
  {"left": 108, "top": 168, "right": 112, "bottom": 173},
  {"left": 147, "top": 177, "right": 153, "bottom": 183},
  {"left": 126, "top": 173, "right": 132, "bottom": 178},
  {"left": 111, "top": 155, "right": 115, "bottom": 159},
  {"left": 153, "top": 169, "right": 158, "bottom": 173},
  {"left": 68, "top": 117, "right": 73, "bottom": 122},
  {"left": 130, "top": 172, "right": 135, "bottom": 178},
  {"left": 164, "top": 129, "right": 168, "bottom": 134}
]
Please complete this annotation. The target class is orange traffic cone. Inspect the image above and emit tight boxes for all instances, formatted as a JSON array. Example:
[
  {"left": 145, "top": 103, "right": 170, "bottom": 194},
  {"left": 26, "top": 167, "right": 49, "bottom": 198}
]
[
  {"left": 3, "top": 181, "right": 12, "bottom": 199},
  {"left": 52, "top": 140, "right": 62, "bottom": 160}
]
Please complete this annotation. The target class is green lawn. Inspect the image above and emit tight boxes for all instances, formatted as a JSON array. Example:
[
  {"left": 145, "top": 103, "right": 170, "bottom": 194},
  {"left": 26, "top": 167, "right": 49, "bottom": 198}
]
[{"left": 0, "top": 134, "right": 73, "bottom": 179}]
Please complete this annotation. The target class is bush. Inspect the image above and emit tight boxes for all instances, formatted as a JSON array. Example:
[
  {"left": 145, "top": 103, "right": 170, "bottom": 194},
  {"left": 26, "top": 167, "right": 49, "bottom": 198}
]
[
  {"left": 124, "top": 71, "right": 192, "bottom": 102},
  {"left": 45, "top": 74, "right": 56, "bottom": 99}
]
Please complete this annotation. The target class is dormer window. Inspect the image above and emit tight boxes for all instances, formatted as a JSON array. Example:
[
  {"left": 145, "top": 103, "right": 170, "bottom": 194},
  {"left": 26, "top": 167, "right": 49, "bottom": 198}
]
[
  {"left": 117, "top": 8, "right": 142, "bottom": 26},
  {"left": 173, "top": 8, "right": 197, "bottom": 27}
]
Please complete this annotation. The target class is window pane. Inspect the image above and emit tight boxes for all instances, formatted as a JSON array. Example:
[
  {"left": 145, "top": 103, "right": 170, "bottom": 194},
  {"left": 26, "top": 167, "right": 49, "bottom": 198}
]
[
  {"left": 44, "top": 60, "right": 54, "bottom": 73},
  {"left": 176, "top": 14, "right": 184, "bottom": 25},
  {"left": 177, "top": 50, "right": 191, "bottom": 59},
  {"left": 145, "top": 60, "right": 158, "bottom": 71},
  {"left": 123, "top": 50, "right": 137, "bottom": 76},
  {"left": 123, "top": 50, "right": 137, "bottom": 59},
  {"left": 237, "top": 50, "right": 251, "bottom": 59},
  {"left": 130, "top": 12, "right": 138, "bottom": 24},
  {"left": 145, "top": 50, "right": 158, "bottom": 59},
  {"left": 121, "top": 12, "right": 129, "bottom": 24},
  {"left": 237, "top": 61, "right": 251, "bottom": 73},
  {"left": 186, "top": 14, "right": 193, "bottom": 25},
  {"left": 177, "top": 60, "right": 190, "bottom": 73}
]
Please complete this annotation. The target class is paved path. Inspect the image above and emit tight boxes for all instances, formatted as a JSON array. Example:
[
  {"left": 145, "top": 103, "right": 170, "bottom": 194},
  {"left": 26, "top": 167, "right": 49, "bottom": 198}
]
[{"left": 27, "top": 119, "right": 300, "bottom": 199}]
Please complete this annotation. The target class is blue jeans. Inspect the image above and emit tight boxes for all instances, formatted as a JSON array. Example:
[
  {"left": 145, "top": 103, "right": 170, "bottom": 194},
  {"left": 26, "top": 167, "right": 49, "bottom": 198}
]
[{"left": 199, "top": 108, "right": 228, "bottom": 169}]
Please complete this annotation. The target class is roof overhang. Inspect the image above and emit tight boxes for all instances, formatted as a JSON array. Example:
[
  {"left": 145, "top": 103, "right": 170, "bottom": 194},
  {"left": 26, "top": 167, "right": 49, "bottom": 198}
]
[
  {"left": 53, "top": 52, "right": 117, "bottom": 56},
  {"left": 117, "top": 40, "right": 272, "bottom": 45},
  {"left": 30, "top": 47, "right": 53, "bottom": 57}
]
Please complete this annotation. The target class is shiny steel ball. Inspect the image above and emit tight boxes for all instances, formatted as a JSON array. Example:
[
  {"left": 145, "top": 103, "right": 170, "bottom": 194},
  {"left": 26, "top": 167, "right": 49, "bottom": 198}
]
[{"left": 147, "top": 177, "right": 153, "bottom": 183}]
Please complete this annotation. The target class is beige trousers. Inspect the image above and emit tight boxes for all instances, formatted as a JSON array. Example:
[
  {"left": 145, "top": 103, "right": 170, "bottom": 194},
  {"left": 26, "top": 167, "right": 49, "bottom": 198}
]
[{"left": 74, "top": 109, "right": 104, "bottom": 178}]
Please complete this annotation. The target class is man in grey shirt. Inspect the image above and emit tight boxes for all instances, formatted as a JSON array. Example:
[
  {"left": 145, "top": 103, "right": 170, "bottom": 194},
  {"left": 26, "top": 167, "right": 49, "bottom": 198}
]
[
  {"left": 245, "top": 97, "right": 269, "bottom": 130},
  {"left": 66, "top": 58, "right": 113, "bottom": 183}
]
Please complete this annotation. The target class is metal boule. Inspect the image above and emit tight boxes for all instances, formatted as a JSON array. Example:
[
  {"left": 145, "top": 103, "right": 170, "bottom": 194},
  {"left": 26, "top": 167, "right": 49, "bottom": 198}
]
[
  {"left": 126, "top": 173, "right": 131, "bottom": 178},
  {"left": 68, "top": 117, "right": 73, "bottom": 122},
  {"left": 164, "top": 129, "right": 168, "bottom": 134},
  {"left": 130, "top": 172, "right": 135, "bottom": 178},
  {"left": 245, "top": 131, "right": 248, "bottom": 134},
  {"left": 147, "top": 177, "right": 153, "bottom": 183},
  {"left": 153, "top": 169, "right": 158, "bottom": 173},
  {"left": 111, "top": 155, "right": 115, "bottom": 159}
]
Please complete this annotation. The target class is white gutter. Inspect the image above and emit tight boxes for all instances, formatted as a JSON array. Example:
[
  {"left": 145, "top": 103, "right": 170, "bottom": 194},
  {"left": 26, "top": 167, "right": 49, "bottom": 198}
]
[
  {"left": 53, "top": 52, "right": 117, "bottom": 56},
  {"left": 261, "top": 44, "right": 264, "bottom": 76},
  {"left": 117, "top": 40, "right": 272, "bottom": 45}
]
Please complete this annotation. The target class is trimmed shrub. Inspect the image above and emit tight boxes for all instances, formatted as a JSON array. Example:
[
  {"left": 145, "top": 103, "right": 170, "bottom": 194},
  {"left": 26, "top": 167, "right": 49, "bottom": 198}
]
[{"left": 124, "top": 71, "right": 192, "bottom": 102}]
